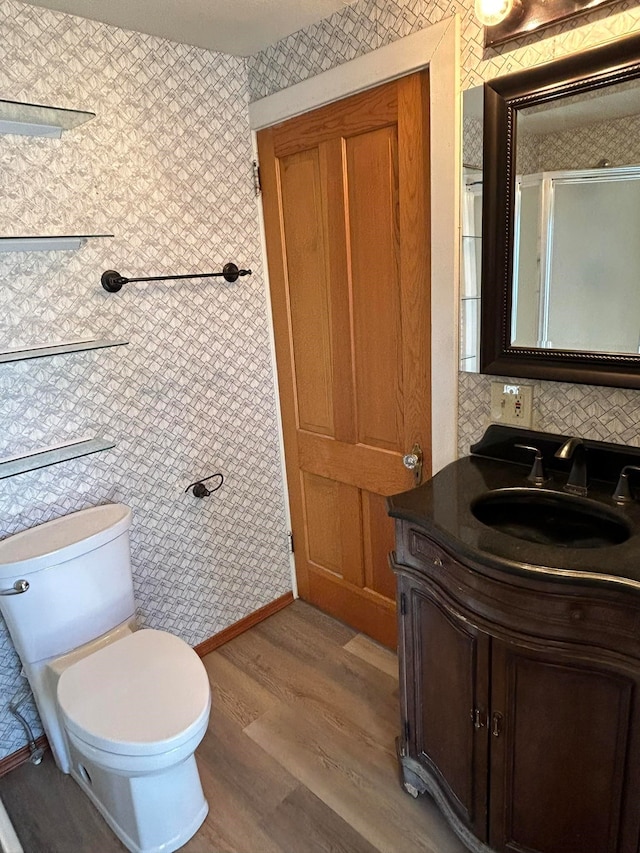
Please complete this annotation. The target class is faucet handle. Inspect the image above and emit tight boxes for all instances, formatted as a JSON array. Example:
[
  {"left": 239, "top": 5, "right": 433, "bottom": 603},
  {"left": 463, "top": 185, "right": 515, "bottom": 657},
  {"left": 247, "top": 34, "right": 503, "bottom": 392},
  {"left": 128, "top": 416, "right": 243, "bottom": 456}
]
[
  {"left": 612, "top": 465, "right": 640, "bottom": 504},
  {"left": 514, "top": 444, "right": 549, "bottom": 486}
]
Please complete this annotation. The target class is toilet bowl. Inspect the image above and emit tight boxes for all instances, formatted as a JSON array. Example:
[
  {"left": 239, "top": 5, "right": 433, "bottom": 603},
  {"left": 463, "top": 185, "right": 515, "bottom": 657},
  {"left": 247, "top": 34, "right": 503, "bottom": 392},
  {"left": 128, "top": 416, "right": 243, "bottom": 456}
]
[
  {"left": 57, "top": 628, "right": 211, "bottom": 853},
  {"left": 0, "top": 505, "right": 212, "bottom": 853}
]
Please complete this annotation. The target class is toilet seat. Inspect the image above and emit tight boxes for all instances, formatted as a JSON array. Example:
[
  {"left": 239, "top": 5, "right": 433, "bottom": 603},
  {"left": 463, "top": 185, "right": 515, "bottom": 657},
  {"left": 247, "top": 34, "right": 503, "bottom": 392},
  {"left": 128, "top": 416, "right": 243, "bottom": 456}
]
[{"left": 57, "top": 629, "right": 211, "bottom": 757}]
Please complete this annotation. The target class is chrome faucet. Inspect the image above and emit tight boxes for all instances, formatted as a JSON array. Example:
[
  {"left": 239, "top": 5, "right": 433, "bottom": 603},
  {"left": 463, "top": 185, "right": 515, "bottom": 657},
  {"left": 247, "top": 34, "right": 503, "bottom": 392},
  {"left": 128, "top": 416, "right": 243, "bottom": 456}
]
[{"left": 555, "top": 437, "right": 588, "bottom": 496}]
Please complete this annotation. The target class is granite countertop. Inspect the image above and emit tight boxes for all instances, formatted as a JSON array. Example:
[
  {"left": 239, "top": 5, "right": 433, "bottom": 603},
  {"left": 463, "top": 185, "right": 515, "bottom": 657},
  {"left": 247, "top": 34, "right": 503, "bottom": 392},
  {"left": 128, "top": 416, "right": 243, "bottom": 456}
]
[{"left": 387, "top": 453, "right": 640, "bottom": 591}]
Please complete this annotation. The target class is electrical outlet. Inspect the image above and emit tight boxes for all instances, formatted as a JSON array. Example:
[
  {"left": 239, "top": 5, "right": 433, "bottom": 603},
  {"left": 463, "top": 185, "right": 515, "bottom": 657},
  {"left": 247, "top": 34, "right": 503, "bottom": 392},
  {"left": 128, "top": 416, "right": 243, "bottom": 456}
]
[{"left": 490, "top": 382, "right": 534, "bottom": 428}]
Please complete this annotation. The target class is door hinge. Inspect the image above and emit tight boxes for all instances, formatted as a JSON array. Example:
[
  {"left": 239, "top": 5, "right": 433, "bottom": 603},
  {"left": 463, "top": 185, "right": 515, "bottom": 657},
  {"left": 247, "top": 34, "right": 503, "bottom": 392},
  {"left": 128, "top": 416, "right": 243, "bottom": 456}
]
[
  {"left": 404, "top": 719, "right": 410, "bottom": 742},
  {"left": 399, "top": 592, "right": 407, "bottom": 616},
  {"left": 252, "top": 159, "right": 262, "bottom": 196},
  {"left": 287, "top": 531, "right": 294, "bottom": 554}
]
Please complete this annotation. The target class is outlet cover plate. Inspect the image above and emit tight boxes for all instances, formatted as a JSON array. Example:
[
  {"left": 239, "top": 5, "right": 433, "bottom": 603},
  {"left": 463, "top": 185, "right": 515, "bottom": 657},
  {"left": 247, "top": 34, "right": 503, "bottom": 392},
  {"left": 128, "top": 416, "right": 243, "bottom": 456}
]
[{"left": 490, "top": 382, "right": 534, "bottom": 428}]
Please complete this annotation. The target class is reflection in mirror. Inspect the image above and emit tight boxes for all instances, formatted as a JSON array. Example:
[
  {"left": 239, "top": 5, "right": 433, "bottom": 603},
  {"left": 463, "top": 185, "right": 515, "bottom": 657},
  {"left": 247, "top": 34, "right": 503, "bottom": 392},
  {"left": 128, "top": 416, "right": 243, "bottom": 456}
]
[
  {"left": 481, "top": 33, "right": 640, "bottom": 388},
  {"left": 461, "top": 86, "right": 483, "bottom": 372},
  {"left": 513, "top": 80, "right": 640, "bottom": 354}
]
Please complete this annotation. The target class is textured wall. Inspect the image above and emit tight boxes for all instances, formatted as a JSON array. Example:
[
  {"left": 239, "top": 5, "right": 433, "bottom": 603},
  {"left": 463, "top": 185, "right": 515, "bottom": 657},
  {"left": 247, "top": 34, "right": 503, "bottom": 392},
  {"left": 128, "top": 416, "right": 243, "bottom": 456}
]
[
  {"left": 247, "top": 0, "right": 640, "bottom": 100},
  {"left": 4, "top": 0, "right": 640, "bottom": 764},
  {"left": 537, "top": 113, "right": 640, "bottom": 171},
  {"left": 458, "top": 371, "right": 640, "bottom": 456},
  {"left": 0, "top": 0, "right": 290, "bottom": 758},
  {"left": 247, "top": 0, "right": 640, "bottom": 475},
  {"left": 504, "top": 112, "right": 640, "bottom": 173}
]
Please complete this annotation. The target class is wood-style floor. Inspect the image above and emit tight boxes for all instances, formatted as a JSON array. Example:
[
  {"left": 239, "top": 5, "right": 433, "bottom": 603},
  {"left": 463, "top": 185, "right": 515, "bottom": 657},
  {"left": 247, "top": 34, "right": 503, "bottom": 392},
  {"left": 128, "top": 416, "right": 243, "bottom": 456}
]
[{"left": 0, "top": 601, "right": 466, "bottom": 853}]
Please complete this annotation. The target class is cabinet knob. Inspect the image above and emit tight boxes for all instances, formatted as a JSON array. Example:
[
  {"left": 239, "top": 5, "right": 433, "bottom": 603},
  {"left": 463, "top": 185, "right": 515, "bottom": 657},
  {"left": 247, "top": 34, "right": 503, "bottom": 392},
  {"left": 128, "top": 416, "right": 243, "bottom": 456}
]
[
  {"left": 471, "top": 708, "right": 486, "bottom": 729},
  {"left": 491, "top": 711, "right": 503, "bottom": 737}
]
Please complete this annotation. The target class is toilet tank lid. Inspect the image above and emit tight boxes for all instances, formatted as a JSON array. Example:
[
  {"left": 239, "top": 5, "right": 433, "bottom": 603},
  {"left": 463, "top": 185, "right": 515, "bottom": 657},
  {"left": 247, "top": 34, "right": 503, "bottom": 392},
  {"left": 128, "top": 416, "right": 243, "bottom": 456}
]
[{"left": 0, "top": 504, "right": 132, "bottom": 578}]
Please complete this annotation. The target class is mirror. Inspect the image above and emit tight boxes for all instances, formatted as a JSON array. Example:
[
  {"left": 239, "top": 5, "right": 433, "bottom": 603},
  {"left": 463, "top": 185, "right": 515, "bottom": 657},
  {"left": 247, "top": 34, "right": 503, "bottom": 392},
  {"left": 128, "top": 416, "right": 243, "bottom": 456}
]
[
  {"left": 480, "top": 32, "right": 640, "bottom": 388},
  {"left": 461, "top": 87, "right": 483, "bottom": 372}
]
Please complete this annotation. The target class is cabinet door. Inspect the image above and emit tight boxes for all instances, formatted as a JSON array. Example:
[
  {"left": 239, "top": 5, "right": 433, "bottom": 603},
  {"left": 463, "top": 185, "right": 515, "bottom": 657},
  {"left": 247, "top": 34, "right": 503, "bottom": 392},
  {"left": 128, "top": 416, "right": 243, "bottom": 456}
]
[
  {"left": 489, "top": 639, "right": 640, "bottom": 853},
  {"left": 407, "top": 582, "right": 490, "bottom": 840}
]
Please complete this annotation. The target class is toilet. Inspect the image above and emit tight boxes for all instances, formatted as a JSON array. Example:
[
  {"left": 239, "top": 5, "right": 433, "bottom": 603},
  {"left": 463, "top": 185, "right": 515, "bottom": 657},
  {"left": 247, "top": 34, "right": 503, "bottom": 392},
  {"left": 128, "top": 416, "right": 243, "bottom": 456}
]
[{"left": 0, "top": 504, "right": 211, "bottom": 853}]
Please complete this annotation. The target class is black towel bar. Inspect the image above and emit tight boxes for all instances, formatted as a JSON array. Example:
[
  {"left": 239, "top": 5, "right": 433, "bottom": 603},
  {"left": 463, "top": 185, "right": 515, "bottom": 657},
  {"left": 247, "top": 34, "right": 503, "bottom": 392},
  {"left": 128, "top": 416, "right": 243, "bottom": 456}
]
[{"left": 101, "top": 263, "right": 252, "bottom": 293}]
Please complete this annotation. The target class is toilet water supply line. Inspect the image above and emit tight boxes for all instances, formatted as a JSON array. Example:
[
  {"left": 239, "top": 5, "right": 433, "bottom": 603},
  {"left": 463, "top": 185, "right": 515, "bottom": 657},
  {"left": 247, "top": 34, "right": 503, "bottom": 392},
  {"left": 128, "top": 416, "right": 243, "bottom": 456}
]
[{"left": 7, "top": 687, "right": 44, "bottom": 766}]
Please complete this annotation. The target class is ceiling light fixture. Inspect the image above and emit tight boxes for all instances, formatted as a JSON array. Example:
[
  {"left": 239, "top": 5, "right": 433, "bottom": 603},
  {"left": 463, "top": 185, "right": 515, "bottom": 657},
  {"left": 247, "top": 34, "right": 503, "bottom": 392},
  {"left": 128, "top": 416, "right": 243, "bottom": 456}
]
[{"left": 479, "top": 0, "right": 620, "bottom": 47}]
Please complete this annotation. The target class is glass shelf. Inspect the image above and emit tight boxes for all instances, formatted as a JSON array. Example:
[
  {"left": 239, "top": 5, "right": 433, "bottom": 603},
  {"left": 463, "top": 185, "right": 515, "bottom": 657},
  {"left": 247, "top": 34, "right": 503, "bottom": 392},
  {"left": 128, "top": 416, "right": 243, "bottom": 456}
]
[
  {"left": 0, "top": 437, "right": 114, "bottom": 480},
  {"left": 0, "top": 99, "right": 95, "bottom": 138},
  {"left": 0, "top": 234, "right": 113, "bottom": 252},
  {"left": 0, "top": 339, "right": 128, "bottom": 365}
]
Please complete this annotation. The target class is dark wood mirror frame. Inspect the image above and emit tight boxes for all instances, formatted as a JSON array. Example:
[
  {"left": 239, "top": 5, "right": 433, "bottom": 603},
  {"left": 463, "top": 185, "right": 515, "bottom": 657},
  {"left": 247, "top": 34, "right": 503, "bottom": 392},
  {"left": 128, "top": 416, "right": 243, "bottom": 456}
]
[{"left": 481, "top": 32, "right": 640, "bottom": 389}]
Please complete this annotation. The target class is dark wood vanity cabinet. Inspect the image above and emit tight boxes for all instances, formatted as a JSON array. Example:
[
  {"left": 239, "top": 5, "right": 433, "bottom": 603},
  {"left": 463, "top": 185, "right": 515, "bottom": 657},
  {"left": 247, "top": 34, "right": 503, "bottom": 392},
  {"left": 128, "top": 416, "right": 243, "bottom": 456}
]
[{"left": 393, "top": 524, "right": 640, "bottom": 853}]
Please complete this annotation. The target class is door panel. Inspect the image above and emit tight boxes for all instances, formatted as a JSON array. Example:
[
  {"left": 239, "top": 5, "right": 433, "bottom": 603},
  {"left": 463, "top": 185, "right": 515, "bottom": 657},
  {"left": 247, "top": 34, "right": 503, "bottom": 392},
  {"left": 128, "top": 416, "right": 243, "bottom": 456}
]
[
  {"left": 270, "top": 82, "right": 398, "bottom": 157},
  {"left": 411, "top": 584, "right": 489, "bottom": 840},
  {"left": 347, "top": 126, "right": 403, "bottom": 452},
  {"left": 490, "top": 641, "right": 638, "bottom": 853},
  {"left": 301, "top": 473, "right": 342, "bottom": 573},
  {"left": 362, "top": 492, "right": 396, "bottom": 601},
  {"left": 259, "top": 74, "right": 431, "bottom": 647},
  {"left": 302, "top": 474, "right": 365, "bottom": 588},
  {"left": 296, "top": 433, "right": 412, "bottom": 495},
  {"left": 279, "top": 150, "right": 334, "bottom": 436}
]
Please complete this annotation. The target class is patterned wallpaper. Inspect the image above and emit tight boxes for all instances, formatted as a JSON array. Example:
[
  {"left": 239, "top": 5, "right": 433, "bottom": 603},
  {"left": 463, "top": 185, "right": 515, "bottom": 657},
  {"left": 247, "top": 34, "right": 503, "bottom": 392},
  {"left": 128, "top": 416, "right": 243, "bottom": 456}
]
[
  {"left": 464, "top": 89, "right": 640, "bottom": 186},
  {"left": 247, "top": 0, "right": 640, "bottom": 100},
  {"left": 246, "top": 0, "right": 640, "bottom": 481},
  {"left": 537, "top": 113, "right": 640, "bottom": 171},
  {"left": 0, "top": 0, "right": 291, "bottom": 758},
  {"left": 4, "top": 0, "right": 640, "bottom": 765},
  {"left": 458, "top": 370, "right": 640, "bottom": 453}
]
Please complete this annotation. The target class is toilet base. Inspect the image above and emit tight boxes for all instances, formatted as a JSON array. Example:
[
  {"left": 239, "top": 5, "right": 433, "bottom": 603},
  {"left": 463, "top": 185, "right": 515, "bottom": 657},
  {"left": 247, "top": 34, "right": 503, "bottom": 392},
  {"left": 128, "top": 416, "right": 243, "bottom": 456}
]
[{"left": 68, "top": 743, "right": 208, "bottom": 853}]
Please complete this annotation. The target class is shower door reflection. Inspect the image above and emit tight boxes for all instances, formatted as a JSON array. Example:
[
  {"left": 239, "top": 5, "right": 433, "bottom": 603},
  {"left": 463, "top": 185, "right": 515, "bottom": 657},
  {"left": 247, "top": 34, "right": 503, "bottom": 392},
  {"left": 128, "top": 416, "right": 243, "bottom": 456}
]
[{"left": 512, "top": 166, "right": 640, "bottom": 354}]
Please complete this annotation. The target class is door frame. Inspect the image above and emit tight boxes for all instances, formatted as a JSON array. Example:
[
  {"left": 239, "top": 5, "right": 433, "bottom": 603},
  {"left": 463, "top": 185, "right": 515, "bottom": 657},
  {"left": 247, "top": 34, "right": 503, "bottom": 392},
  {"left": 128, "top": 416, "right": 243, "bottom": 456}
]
[{"left": 249, "top": 16, "right": 460, "bottom": 594}]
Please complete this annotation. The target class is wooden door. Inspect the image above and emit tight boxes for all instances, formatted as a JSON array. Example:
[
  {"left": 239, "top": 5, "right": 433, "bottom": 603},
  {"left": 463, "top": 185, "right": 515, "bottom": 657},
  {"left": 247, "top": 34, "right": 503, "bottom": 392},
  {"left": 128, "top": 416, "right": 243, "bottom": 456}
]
[
  {"left": 489, "top": 639, "right": 640, "bottom": 853},
  {"left": 258, "top": 74, "right": 431, "bottom": 648},
  {"left": 405, "top": 579, "right": 490, "bottom": 840}
]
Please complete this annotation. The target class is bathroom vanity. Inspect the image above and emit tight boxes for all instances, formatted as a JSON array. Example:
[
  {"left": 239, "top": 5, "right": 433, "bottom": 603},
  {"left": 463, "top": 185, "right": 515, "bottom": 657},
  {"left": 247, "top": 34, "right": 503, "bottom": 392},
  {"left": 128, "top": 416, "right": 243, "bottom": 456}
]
[{"left": 388, "top": 427, "right": 640, "bottom": 853}]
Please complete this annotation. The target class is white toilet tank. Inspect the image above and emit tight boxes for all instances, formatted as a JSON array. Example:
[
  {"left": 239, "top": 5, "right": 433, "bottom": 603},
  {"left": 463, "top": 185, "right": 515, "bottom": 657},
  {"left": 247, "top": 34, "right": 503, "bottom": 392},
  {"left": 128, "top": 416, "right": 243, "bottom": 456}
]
[{"left": 0, "top": 504, "right": 135, "bottom": 664}]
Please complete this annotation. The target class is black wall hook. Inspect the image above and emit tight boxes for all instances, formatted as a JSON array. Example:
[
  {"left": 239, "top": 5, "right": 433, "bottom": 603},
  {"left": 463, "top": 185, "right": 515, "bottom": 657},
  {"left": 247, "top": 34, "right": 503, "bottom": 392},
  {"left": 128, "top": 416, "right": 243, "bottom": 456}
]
[
  {"left": 185, "top": 473, "right": 224, "bottom": 498},
  {"left": 102, "top": 263, "right": 252, "bottom": 293}
]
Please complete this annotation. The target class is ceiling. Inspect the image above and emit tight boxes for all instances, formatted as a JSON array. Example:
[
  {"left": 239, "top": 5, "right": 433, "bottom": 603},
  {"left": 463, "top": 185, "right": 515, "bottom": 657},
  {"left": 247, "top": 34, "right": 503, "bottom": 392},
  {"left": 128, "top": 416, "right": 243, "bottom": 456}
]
[{"left": 18, "top": 0, "right": 356, "bottom": 57}]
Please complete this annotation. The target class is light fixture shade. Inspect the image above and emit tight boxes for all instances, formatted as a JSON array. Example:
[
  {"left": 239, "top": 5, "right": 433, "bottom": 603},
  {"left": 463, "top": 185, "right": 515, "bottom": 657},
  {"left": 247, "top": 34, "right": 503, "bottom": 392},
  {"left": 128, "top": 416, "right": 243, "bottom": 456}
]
[{"left": 475, "top": 0, "right": 514, "bottom": 26}]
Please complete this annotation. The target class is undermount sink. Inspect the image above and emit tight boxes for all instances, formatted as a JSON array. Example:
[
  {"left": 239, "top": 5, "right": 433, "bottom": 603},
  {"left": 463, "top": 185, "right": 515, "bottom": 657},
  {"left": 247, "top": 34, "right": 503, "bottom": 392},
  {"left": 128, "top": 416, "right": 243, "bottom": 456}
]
[{"left": 471, "top": 488, "right": 631, "bottom": 549}]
